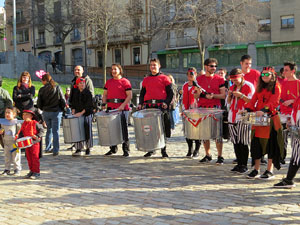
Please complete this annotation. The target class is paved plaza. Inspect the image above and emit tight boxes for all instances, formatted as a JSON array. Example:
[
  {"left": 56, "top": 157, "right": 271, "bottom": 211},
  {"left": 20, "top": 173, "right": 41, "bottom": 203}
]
[{"left": 0, "top": 122, "right": 300, "bottom": 225}]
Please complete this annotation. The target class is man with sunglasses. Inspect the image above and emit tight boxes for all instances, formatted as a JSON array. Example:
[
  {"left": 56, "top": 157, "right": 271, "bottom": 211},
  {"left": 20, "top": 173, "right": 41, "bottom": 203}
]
[
  {"left": 194, "top": 58, "right": 226, "bottom": 164},
  {"left": 240, "top": 55, "right": 260, "bottom": 88},
  {"left": 279, "top": 61, "right": 300, "bottom": 164}
]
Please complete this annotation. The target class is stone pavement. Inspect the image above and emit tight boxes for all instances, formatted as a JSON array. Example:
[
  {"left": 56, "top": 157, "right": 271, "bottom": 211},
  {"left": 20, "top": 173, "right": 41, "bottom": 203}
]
[{"left": 0, "top": 122, "right": 300, "bottom": 225}]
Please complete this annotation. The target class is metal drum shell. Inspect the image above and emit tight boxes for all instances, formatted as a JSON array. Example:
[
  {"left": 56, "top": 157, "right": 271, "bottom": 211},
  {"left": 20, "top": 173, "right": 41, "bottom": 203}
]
[
  {"left": 183, "top": 108, "right": 223, "bottom": 140},
  {"left": 95, "top": 111, "right": 123, "bottom": 146},
  {"left": 63, "top": 116, "right": 86, "bottom": 144},
  {"left": 132, "top": 109, "right": 165, "bottom": 151},
  {"left": 241, "top": 112, "right": 270, "bottom": 126}
]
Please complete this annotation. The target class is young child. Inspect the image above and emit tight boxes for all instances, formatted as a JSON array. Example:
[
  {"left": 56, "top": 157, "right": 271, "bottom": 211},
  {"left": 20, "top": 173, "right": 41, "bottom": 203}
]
[
  {"left": 16, "top": 109, "right": 44, "bottom": 179},
  {"left": 0, "top": 107, "right": 22, "bottom": 176}
]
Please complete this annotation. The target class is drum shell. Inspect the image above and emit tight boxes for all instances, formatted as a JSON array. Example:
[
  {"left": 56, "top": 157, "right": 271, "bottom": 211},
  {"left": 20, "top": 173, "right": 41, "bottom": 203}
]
[
  {"left": 63, "top": 116, "right": 86, "bottom": 143},
  {"left": 184, "top": 108, "right": 223, "bottom": 140},
  {"left": 96, "top": 111, "right": 123, "bottom": 146},
  {"left": 132, "top": 109, "right": 165, "bottom": 151},
  {"left": 241, "top": 112, "right": 270, "bottom": 126}
]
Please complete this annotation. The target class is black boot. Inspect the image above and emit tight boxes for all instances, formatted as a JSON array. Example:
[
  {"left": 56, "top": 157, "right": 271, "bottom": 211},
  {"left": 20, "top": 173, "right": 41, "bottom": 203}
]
[
  {"left": 192, "top": 140, "right": 201, "bottom": 158},
  {"left": 122, "top": 142, "right": 130, "bottom": 157},
  {"left": 105, "top": 146, "right": 118, "bottom": 156},
  {"left": 161, "top": 146, "right": 168, "bottom": 158},
  {"left": 186, "top": 138, "right": 193, "bottom": 157},
  {"left": 144, "top": 151, "right": 154, "bottom": 157}
]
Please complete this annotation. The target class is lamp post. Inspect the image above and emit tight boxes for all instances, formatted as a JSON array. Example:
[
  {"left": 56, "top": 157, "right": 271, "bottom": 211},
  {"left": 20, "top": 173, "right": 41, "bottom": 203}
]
[{"left": 13, "top": 0, "right": 17, "bottom": 78}]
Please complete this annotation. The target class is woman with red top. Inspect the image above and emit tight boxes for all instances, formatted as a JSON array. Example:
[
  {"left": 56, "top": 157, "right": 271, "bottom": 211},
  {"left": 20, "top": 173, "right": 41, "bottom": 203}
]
[
  {"left": 102, "top": 64, "right": 132, "bottom": 157},
  {"left": 227, "top": 68, "right": 255, "bottom": 174},
  {"left": 245, "top": 67, "right": 284, "bottom": 179},
  {"left": 279, "top": 61, "right": 300, "bottom": 164},
  {"left": 182, "top": 67, "right": 201, "bottom": 158}
]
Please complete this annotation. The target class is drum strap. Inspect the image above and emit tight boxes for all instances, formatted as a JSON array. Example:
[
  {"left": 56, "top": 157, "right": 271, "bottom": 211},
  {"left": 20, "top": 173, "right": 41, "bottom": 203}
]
[{"left": 107, "top": 98, "right": 125, "bottom": 103}]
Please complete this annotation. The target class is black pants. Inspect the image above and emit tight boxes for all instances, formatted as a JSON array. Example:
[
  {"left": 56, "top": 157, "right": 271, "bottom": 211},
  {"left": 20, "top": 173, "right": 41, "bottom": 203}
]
[
  {"left": 234, "top": 143, "right": 249, "bottom": 167},
  {"left": 287, "top": 162, "right": 300, "bottom": 181}
]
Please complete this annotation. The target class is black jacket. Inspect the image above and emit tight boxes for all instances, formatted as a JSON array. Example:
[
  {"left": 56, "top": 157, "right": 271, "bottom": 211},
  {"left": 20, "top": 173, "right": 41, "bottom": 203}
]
[
  {"left": 70, "top": 88, "right": 93, "bottom": 116},
  {"left": 37, "top": 83, "right": 65, "bottom": 112},
  {"left": 13, "top": 85, "right": 35, "bottom": 111}
]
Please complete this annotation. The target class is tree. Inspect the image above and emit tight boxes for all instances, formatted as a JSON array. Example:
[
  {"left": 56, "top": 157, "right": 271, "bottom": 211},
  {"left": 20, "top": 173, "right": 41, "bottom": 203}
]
[
  {"left": 33, "top": 0, "right": 81, "bottom": 73},
  {"left": 74, "top": 0, "right": 127, "bottom": 85},
  {"left": 171, "top": 0, "right": 257, "bottom": 69}
]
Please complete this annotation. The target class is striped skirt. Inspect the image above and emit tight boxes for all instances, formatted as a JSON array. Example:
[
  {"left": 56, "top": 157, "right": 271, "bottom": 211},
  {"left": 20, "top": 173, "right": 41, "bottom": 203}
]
[
  {"left": 291, "top": 137, "right": 300, "bottom": 166},
  {"left": 228, "top": 122, "right": 251, "bottom": 145}
]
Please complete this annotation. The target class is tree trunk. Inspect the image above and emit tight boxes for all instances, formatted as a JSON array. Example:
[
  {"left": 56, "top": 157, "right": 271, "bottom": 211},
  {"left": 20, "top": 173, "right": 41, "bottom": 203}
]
[
  {"left": 197, "top": 28, "right": 205, "bottom": 70},
  {"left": 103, "top": 33, "right": 108, "bottom": 86},
  {"left": 61, "top": 38, "right": 66, "bottom": 74}
]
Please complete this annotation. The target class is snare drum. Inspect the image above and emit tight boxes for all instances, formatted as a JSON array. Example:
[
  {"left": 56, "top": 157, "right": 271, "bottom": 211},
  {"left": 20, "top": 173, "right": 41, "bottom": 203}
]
[
  {"left": 16, "top": 137, "right": 33, "bottom": 148},
  {"left": 240, "top": 112, "right": 270, "bottom": 126},
  {"left": 63, "top": 115, "right": 86, "bottom": 143}
]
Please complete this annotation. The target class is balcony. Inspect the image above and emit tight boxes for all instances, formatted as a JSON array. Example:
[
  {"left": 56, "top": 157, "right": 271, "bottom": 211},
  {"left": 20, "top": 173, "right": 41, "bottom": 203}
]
[
  {"left": 36, "top": 38, "right": 46, "bottom": 48},
  {"left": 70, "top": 32, "right": 81, "bottom": 42},
  {"left": 167, "top": 37, "right": 197, "bottom": 49}
]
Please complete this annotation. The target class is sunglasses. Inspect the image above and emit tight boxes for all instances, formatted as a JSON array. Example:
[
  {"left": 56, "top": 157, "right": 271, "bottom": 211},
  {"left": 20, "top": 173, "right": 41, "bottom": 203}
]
[
  {"left": 208, "top": 65, "right": 217, "bottom": 68},
  {"left": 261, "top": 72, "right": 272, "bottom": 77}
]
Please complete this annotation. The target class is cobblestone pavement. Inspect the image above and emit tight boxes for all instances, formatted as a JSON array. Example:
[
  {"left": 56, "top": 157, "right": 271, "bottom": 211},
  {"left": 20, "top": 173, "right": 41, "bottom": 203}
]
[{"left": 0, "top": 121, "right": 300, "bottom": 225}]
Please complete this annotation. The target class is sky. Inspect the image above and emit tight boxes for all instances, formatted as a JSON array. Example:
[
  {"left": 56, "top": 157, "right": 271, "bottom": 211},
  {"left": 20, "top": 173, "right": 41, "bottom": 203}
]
[{"left": 0, "top": 0, "right": 4, "bottom": 8}]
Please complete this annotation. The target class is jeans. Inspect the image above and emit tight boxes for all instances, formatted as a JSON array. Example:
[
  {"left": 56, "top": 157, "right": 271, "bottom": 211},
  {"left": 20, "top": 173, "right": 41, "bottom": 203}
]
[{"left": 43, "top": 111, "right": 62, "bottom": 153}]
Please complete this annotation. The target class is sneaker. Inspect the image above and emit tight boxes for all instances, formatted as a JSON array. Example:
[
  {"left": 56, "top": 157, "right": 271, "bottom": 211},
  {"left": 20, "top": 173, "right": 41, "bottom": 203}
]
[
  {"left": 72, "top": 149, "right": 82, "bottom": 156},
  {"left": 85, "top": 149, "right": 90, "bottom": 156},
  {"left": 30, "top": 173, "right": 40, "bottom": 180},
  {"left": 260, "top": 158, "right": 267, "bottom": 165},
  {"left": 237, "top": 166, "right": 249, "bottom": 174},
  {"left": 13, "top": 169, "right": 21, "bottom": 176},
  {"left": 259, "top": 170, "right": 275, "bottom": 180},
  {"left": 25, "top": 171, "right": 33, "bottom": 179},
  {"left": 123, "top": 151, "right": 129, "bottom": 157},
  {"left": 199, "top": 155, "right": 212, "bottom": 163},
  {"left": 230, "top": 165, "right": 240, "bottom": 173},
  {"left": 1, "top": 170, "right": 10, "bottom": 176},
  {"left": 161, "top": 151, "right": 169, "bottom": 158},
  {"left": 186, "top": 150, "right": 192, "bottom": 158},
  {"left": 104, "top": 146, "right": 118, "bottom": 156},
  {"left": 274, "top": 178, "right": 296, "bottom": 189},
  {"left": 45, "top": 149, "right": 53, "bottom": 153},
  {"left": 144, "top": 151, "right": 154, "bottom": 157},
  {"left": 192, "top": 151, "right": 199, "bottom": 158},
  {"left": 53, "top": 152, "right": 59, "bottom": 156},
  {"left": 247, "top": 169, "right": 260, "bottom": 179},
  {"left": 232, "top": 159, "right": 238, "bottom": 164},
  {"left": 216, "top": 156, "right": 224, "bottom": 165}
]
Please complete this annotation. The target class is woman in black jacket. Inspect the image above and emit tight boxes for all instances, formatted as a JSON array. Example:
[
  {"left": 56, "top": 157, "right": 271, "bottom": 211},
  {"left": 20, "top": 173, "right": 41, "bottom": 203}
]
[
  {"left": 70, "top": 77, "right": 94, "bottom": 156},
  {"left": 37, "top": 73, "right": 65, "bottom": 156},
  {"left": 13, "top": 71, "right": 35, "bottom": 116}
]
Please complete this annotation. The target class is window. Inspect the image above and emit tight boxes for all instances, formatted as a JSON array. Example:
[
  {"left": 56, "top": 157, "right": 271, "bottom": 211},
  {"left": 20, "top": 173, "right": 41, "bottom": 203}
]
[
  {"left": 16, "top": 10, "right": 23, "bottom": 23},
  {"left": 166, "top": 54, "right": 179, "bottom": 69},
  {"left": 258, "top": 0, "right": 269, "bottom": 2},
  {"left": 183, "top": 52, "right": 201, "bottom": 68},
  {"left": 16, "top": 29, "right": 29, "bottom": 43},
  {"left": 133, "top": 47, "right": 141, "bottom": 65},
  {"left": 97, "top": 51, "right": 103, "bottom": 68},
  {"left": 258, "top": 19, "right": 271, "bottom": 32},
  {"left": 54, "top": 1, "right": 61, "bottom": 19},
  {"left": 281, "top": 15, "right": 294, "bottom": 29},
  {"left": 114, "top": 49, "right": 122, "bottom": 64}
]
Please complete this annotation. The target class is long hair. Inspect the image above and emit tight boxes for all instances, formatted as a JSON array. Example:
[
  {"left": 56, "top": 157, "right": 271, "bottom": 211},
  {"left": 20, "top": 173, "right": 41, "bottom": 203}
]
[
  {"left": 229, "top": 68, "right": 244, "bottom": 91},
  {"left": 41, "top": 73, "right": 56, "bottom": 89},
  {"left": 17, "top": 71, "right": 32, "bottom": 88},
  {"left": 256, "top": 66, "right": 277, "bottom": 93}
]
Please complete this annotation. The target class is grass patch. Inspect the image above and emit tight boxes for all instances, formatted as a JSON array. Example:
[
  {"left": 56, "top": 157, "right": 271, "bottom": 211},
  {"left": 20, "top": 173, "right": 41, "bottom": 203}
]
[{"left": 2, "top": 77, "right": 103, "bottom": 97}]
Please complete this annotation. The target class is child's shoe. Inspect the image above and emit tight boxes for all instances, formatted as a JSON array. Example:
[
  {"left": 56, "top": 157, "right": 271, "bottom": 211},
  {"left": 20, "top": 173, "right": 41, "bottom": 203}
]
[
  {"left": 30, "top": 173, "right": 40, "bottom": 180},
  {"left": 25, "top": 171, "right": 33, "bottom": 179}
]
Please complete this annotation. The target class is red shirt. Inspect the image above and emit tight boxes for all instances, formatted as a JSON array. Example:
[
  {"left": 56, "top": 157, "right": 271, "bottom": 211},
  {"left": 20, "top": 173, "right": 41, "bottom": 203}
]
[
  {"left": 246, "top": 83, "right": 281, "bottom": 115},
  {"left": 182, "top": 82, "right": 197, "bottom": 110},
  {"left": 142, "top": 74, "right": 171, "bottom": 101},
  {"left": 196, "top": 74, "right": 225, "bottom": 108},
  {"left": 104, "top": 78, "right": 132, "bottom": 110},
  {"left": 280, "top": 79, "right": 300, "bottom": 115},
  {"left": 244, "top": 69, "right": 260, "bottom": 88},
  {"left": 277, "top": 77, "right": 286, "bottom": 86}
]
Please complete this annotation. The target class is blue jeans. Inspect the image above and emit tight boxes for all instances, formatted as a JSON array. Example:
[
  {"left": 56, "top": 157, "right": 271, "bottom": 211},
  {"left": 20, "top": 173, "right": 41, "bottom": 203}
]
[{"left": 43, "top": 111, "right": 62, "bottom": 153}]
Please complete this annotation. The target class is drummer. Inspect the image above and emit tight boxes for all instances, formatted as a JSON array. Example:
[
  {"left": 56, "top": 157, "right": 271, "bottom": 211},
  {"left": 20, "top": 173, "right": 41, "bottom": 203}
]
[
  {"left": 279, "top": 61, "right": 300, "bottom": 164},
  {"left": 137, "top": 58, "right": 173, "bottom": 158},
  {"left": 182, "top": 67, "right": 201, "bottom": 158},
  {"left": 244, "top": 66, "right": 284, "bottom": 179},
  {"left": 274, "top": 96, "right": 300, "bottom": 188},
  {"left": 101, "top": 64, "right": 132, "bottom": 157},
  {"left": 70, "top": 77, "right": 94, "bottom": 156},
  {"left": 193, "top": 58, "right": 226, "bottom": 164},
  {"left": 227, "top": 69, "right": 255, "bottom": 174}
]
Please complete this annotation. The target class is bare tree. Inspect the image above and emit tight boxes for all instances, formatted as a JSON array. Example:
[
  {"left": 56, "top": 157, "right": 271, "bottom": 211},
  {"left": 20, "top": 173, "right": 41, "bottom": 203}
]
[
  {"left": 74, "top": 0, "right": 128, "bottom": 85},
  {"left": 171, "top": 0, "right": 257, "bottom": 69},
  {"left": 33, "top": 0, "right": 80, "bottom": 73}
]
